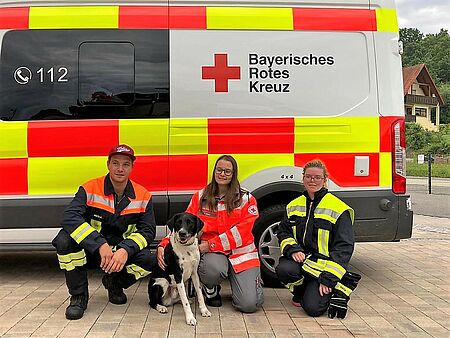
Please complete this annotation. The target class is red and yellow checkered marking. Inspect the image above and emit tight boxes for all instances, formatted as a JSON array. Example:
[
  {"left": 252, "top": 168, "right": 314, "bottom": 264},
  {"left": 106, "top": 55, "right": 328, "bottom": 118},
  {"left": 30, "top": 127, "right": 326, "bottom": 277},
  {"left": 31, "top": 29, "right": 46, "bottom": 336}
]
[
  {"left": 0, "top": 116, "right": 400, "bottom": 196},
  {"left": 0, "top": 6, "right": 398, "bottom": 32}
]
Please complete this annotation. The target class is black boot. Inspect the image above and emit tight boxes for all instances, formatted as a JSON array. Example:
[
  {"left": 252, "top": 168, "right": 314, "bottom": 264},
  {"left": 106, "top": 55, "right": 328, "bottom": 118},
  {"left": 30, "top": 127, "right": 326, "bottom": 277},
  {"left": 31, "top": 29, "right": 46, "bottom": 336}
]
[
  {"left": 202, "top": 285, "right": 222, "bottom": 307},
  {"left": 102, "top": 273, "right": 127, "bottom": 305},
  {"left": 65, "top": 291, "right": 88, "bottom": 320}
]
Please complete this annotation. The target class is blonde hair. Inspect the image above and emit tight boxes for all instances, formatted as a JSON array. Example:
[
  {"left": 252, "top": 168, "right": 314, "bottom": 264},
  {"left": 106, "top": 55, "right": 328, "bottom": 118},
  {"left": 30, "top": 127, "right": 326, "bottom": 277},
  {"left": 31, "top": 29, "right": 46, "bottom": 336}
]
[{"left": 303, "top": 159, "right": 329, "bottom": 180}]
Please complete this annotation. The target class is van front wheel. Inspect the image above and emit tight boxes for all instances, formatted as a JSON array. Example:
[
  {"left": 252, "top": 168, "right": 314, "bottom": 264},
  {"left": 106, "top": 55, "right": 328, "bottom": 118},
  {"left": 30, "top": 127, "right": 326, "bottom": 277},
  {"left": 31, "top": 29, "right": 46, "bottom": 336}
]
[{"left": 253, "top": 204, "right": 285, "bottom": 287}]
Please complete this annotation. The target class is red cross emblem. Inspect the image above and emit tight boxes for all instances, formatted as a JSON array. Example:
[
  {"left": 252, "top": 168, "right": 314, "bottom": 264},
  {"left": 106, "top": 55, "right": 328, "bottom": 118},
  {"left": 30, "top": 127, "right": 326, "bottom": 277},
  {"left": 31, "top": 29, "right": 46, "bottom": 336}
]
[{"left": 202, "top": 54, "right": 241, "bottom": 93}]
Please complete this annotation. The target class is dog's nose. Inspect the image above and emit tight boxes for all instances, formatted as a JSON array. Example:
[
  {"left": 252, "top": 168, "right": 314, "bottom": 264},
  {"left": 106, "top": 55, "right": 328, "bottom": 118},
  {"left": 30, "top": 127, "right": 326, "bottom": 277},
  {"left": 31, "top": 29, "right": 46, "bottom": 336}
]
[{"left": 179, "top": 229, "right": 188, "bottom": 237}]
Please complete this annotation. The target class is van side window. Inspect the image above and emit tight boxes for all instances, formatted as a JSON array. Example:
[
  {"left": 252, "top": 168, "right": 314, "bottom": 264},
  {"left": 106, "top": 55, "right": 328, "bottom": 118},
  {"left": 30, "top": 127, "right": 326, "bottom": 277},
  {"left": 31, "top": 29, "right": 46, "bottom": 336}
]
[
  {"left": 0, "top": 30, "right": 169, "bottom": 121},
  {"left": 79, "top": 42, "right": 135, "bottom": 107}
]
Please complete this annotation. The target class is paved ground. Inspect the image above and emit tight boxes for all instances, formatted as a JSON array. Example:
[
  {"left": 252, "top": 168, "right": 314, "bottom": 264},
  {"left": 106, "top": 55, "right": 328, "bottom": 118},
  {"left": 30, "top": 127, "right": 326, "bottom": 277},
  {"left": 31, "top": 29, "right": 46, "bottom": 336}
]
[
  {"left": 407, "top": 176, "right": 450, "bottom": 218},
  {"left": 1, "top": 214, "right": 450, "bottom": 337}
]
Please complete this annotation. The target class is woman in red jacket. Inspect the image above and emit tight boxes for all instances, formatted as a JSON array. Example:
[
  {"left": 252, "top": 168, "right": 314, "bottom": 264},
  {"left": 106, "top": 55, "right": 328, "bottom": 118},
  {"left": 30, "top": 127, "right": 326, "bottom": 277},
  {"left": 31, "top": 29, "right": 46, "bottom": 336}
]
[{"left": 157, "top": 155, "right": 264, "bottom": 313}]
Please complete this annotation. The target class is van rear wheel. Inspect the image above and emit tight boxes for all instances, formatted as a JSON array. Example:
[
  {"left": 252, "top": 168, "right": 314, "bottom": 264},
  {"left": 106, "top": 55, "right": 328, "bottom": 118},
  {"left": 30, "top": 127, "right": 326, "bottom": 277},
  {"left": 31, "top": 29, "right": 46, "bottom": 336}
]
[{"left": 253, "top": 204, "right": 285, "bottom": 287}]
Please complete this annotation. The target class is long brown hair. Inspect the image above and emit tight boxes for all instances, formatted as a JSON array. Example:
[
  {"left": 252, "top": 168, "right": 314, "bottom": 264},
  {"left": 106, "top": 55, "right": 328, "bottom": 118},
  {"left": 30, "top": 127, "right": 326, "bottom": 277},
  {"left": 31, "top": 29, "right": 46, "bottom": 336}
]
[{"left": 200, "top": 155, "right": 242, "bottom": 214}]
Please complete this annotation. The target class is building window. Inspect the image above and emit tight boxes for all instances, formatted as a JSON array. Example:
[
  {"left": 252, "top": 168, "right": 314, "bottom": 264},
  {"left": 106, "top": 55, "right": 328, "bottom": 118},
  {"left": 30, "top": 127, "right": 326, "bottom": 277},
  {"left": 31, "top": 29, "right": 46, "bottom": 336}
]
[{"left": 415, "top": 108, "right": 427, "bottom": 117}]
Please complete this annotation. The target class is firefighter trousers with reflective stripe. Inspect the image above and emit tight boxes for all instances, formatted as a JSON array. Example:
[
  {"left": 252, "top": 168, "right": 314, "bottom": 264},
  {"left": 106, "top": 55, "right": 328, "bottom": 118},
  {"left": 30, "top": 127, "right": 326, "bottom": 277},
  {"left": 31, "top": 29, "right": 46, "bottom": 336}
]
[
  {"left": 52, "top": 229, "right": 156, "bottom": 296},
  {"left": 276, "top": 256, "right": 332, "bottom": 317}
]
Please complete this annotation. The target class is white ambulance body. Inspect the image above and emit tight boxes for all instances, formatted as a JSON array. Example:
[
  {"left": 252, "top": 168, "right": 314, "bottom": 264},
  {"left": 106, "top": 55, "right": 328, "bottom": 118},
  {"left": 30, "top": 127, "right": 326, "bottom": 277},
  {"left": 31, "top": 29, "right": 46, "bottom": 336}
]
[{"left": 0, "top": 0, "right": 412, "bottom": 284}]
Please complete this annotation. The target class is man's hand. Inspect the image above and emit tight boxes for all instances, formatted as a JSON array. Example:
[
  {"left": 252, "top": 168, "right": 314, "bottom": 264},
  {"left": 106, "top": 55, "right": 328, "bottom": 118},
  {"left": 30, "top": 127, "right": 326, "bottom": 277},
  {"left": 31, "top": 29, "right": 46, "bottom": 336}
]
[
  {"left": 157, "top": 246, "right": 167, "bottom": 270},
  {"left": 104, "top": 248, "right": 128, "bottom": 273},
  {"left": 291, "top": 251, "right": 305, "bottom": 263},
  {"left": 99, "top": 243, "right": 114, "bottom": 270},
  {"left": 319, "top": 283, "right": 332, "bottom": 297},
  {"left": 198, "top": 241, "right": 210, "bottom": 254}
]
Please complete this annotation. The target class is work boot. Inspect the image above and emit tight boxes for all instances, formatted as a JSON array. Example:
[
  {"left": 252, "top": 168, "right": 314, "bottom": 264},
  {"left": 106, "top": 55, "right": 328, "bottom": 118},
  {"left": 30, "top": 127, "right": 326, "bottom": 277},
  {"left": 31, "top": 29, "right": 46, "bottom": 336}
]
[
  {"left": 202, "top": 285, "right": 222, "bottom": 307},
  {"left": 65, "top": 291, "right": 88, "bottom": 320},
  {"left": 102, "top": 274, "right": 127, "bottom": 305}
]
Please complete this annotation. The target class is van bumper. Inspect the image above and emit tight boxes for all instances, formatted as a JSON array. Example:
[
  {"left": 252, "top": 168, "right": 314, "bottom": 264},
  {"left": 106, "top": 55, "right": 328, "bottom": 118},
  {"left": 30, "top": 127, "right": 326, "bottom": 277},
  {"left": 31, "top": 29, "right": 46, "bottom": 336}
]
[{"left": 334, "top": 190, "right": 413, "bottom": 242}]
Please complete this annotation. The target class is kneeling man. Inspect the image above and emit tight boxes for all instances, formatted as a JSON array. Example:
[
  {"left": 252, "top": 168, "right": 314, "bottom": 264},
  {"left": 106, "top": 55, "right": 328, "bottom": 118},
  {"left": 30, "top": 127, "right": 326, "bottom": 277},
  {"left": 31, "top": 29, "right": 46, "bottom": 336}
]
[{"left": 52, "top": 144, "right": 157, "bottom": 320}]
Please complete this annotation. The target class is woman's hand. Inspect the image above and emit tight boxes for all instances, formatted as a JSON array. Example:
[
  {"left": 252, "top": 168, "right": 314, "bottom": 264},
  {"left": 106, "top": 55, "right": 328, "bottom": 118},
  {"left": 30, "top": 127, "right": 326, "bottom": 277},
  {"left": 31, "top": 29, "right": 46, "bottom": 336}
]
[
  {"left": 291, "top": 251, "right": 305, "bottom": 263},
  {"left": 319, "top": 283, "right": 332, "bottom": 297},
  {"left": 157, "top": 246, "right": 167, "bottom": 270},
  {"left": 198, "top": 241, "right": 210, "bottom": 254}
]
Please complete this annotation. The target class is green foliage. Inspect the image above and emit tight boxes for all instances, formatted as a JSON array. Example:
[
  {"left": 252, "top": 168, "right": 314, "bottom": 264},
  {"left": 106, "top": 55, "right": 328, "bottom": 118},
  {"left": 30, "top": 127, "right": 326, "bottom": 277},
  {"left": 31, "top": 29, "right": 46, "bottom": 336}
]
[
  {"left": 400, "top": 28, "right": 450, "bottom": 84},
  {"left": 438, "top": 83, "right": 450, "bottom": 124},
  {"left": 406, "top": 123, "right": 429, "bottom": 151},
  {"left": 400, "top": 28, "right": 450, "bottom": 124},
  {"left": 406, "top": 122, "right": 450, "bottom": 155}
]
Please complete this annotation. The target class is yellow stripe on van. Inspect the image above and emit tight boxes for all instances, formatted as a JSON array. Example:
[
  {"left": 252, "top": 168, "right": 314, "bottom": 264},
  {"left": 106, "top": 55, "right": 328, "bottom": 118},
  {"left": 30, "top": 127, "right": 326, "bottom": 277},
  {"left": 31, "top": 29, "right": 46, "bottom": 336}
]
[
  {"left": 0, "top": 122, "right": 28, "bottom": 158},
  {"left": 294, "top": 117, "right": 379, "bottom": 153},
  {"left": 207, "top": 7, "right": 293, "bottom": 30},
  {"left": 375, "top": 8, "right": 398, "bottom": 33},
  {"left": 169, "top": 118, "right": 208, "bottom": 155},
  {"left": 28, "top": 157, "right": 105, "bottom": 195},
  {"left": 29, "top": 6, "right": 119, "bottom": 29},
  {"left": 120, "top": 119, "right": 169, "bottom": 156},
  {"left": 209, "top": 154, "right": 294, "bottom": 182},
  {"left": 379, "top": 152, "right": 392, "bottom": 187}
]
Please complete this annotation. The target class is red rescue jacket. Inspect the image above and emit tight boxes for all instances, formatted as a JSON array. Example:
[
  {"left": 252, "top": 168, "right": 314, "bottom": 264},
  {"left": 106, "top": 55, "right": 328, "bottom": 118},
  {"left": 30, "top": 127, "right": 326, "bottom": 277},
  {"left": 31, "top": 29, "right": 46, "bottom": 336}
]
[{"left": 160, "top": 188, "right": 260, "bottom": 273}]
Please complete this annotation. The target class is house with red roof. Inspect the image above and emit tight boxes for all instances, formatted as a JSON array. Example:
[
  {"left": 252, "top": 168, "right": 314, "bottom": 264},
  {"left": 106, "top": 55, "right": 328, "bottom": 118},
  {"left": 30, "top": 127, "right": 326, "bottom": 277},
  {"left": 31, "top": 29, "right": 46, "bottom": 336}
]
[{"left": 403, "top": 64, "right": 444, "bottom": 131}]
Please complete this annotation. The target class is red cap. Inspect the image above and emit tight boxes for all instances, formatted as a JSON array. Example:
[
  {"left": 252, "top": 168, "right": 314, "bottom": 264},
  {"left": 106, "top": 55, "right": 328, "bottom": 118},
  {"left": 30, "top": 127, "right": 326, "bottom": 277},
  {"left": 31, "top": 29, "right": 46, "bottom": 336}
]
[{"left": 108, "top": 144, "right": 136, "bottom": 161}]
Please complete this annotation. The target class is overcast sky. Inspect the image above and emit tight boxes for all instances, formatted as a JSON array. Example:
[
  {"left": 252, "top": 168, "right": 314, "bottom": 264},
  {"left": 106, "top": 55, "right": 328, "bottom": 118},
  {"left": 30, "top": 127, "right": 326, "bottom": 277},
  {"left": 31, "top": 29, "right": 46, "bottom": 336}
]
[{"left": 396, "top": 0, "right": 450, "bottom": 34}]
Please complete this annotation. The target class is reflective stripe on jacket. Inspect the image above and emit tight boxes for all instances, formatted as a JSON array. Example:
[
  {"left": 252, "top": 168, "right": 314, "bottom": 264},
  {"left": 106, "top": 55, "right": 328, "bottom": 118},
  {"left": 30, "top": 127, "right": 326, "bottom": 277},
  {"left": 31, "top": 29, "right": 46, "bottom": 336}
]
[
  {"left": 61, "top": 174, "right": 156, "bottom": 256},
  {"left": 160, "top": 188, "right": 260, "bottom": 273},
  {"left": 277, "top": 188, "right": 354, "bottom": 288}
]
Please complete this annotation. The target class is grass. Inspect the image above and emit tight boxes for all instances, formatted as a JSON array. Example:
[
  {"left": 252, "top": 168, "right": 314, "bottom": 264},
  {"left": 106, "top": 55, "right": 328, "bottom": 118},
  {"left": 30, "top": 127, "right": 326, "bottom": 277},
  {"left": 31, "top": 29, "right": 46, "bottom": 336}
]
[{"left": 406, "top": 162, "right": 450, "bottom": 178}]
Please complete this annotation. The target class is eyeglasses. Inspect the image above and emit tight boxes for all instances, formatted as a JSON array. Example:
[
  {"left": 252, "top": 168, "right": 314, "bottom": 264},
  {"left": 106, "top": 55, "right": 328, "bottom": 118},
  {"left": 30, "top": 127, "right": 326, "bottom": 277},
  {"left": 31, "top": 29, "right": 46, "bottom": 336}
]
[
  {"left": 303, "top": 174, "right": 325, "bottom": 181},
  {"left": 215, "top": 167, "right": 233, "bottom": 176}
]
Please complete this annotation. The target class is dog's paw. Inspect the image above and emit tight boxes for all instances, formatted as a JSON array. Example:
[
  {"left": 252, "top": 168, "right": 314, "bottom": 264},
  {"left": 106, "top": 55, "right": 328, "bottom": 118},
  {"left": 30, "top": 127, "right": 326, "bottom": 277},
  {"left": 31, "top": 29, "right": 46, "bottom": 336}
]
[
  {"left": 156, "top": 304, "right": 168, "bottom": 313},
  {"left": 185, "top": 315, "right": 197, "bottom": 326},
  {"left": 200, "top": 307, "right": 211, "bottom": 317}
]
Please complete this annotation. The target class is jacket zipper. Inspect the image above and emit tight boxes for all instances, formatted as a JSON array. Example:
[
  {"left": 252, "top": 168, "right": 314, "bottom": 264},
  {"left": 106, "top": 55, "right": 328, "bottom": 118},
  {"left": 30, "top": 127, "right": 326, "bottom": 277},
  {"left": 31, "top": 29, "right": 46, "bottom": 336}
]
[{"left": 303, "top": 201, "right": 313, "bottom": 246}]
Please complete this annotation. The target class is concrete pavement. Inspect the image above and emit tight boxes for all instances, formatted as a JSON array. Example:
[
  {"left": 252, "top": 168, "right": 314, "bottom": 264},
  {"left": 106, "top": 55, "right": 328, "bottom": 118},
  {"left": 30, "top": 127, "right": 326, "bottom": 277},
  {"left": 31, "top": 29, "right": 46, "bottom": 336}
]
[{"left": 1, "top": 214, "right": 450, "bottom": 337}]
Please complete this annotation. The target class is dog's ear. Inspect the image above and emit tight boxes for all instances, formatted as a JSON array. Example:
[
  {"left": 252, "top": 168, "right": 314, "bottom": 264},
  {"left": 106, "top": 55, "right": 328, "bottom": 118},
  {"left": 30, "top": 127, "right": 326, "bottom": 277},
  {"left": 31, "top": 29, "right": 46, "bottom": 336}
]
[
  {"left": 195, "top": 216, "right": 204, "bottom": 234},
  {"left": 166, "top": 214, "right": 178, "bottom": 232}
]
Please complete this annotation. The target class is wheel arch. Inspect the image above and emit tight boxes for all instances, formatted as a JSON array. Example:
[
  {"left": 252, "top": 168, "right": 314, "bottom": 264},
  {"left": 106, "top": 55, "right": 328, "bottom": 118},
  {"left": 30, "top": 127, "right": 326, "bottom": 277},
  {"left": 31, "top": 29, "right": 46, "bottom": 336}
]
[{"left": 252, "top": 181, "right": 303, "bottom": 211}]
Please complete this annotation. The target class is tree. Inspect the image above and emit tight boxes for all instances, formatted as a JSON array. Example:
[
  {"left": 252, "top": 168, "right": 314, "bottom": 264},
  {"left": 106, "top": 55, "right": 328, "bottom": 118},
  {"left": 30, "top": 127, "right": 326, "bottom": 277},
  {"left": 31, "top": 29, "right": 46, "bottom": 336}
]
[
  {"left": 438, "top": 83, "right": 450, "bottom": 124},
  {"left": 400, "top": 28, "right": 423, "bottom": 44},
  {"left": 405, "top": 123, "right": 429, "bottom": 151},
  {"left": 406, "top": 123, "right": 450, "bottom": 155}
]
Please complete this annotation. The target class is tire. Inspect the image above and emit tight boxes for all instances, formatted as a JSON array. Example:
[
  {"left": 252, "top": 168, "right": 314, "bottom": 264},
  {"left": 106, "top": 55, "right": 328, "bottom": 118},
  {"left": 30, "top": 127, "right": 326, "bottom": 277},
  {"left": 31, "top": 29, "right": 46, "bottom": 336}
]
[{"left": 253, "top": 204, "right": 285, "bottom": 287}]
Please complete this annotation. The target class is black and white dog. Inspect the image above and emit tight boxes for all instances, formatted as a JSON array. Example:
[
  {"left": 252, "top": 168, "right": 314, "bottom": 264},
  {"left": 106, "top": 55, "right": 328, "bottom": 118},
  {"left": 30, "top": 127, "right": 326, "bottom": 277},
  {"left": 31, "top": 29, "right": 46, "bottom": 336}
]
[{"left": 148, "top": 212, "right": 211, "bottom": 325}]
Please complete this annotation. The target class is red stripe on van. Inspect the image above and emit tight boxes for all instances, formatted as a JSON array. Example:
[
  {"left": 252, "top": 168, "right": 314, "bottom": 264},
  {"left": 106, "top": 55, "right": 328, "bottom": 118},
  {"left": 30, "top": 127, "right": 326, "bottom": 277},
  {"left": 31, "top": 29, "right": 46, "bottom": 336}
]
[
  {"left": 168, "top": 155, "right": 208, "bottom": 191},
  {"left": 379, "top": 116, "right": 400, "bottom": 152},
  {"left": 119, "top": 6, "right": 168, "bottom": 29},
  {"left": 208, "top": 118, "right": 294, "bottom": 154},
  {"left": 295, "top": 153, "right": 379, "bottom": 187},
  {"left": 169, "top": 6, "right": 206, "bottom": 29},
  {"left": 0, "top": 7, "right": 29, "bottom": 29},
  {"left": 27, "top": 120, "right": 119, "bottom": 157},
  {"left": 130, "top": 155, "right": 168, "bottom": 193},
  {"left": 0, "top": 158, "right": 28, "bottom": 195},
  {"left": 293, "top": 8, "right": 376, "bottom": 31}
]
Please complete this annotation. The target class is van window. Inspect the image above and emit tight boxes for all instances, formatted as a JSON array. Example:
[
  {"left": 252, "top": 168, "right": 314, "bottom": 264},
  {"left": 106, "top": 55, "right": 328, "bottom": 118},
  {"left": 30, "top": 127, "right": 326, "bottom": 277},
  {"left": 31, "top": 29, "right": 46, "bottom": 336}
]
[
  {"left": 0, "top": 30, "right": 169, "bottom": 121},
  {"left": 79, "top": 42, "right": 135, "bottom": 106}
]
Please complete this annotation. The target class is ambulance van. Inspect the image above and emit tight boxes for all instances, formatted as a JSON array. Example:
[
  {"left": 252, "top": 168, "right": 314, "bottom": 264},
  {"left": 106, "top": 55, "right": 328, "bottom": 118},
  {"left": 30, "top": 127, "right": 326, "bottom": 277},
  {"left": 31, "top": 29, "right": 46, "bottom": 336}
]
[{"left": 0, "top": 0, "right": 412, "bottom": 284}]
